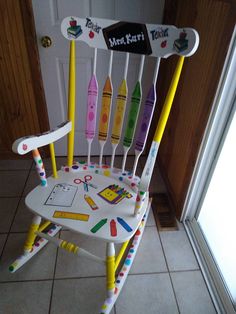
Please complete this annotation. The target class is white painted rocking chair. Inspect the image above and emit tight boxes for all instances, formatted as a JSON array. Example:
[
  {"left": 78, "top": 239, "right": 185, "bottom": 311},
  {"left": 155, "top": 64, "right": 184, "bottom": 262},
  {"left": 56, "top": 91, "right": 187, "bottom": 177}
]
[{"left": 10, "top": 17, "right": 199, "bottom": 313}]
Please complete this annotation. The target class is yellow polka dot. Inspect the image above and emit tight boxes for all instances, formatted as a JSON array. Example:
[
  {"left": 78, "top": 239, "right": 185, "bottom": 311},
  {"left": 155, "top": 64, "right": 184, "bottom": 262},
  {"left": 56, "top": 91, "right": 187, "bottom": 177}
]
[
  {"left": 136, "top": 205, "right": 141, "bottom": 209},
  {"left": 102, "top": 304, "right": 107, "bottom": 310},
  {"left": 104, "top": 170, "right": 111, "bottom": 177}
]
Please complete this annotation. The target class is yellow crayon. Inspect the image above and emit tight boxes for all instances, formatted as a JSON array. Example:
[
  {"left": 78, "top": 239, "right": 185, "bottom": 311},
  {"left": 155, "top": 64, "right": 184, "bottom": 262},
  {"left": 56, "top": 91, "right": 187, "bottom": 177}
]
[
  {"left": 53, "top": 210, "right": 89, "bottom": 221},
  {"left": 111, "top": 79, "right": 127, "bottom": 144},
  {"left": 84, "top": 194, "right": 99, "bottom": 210},
  {"left": 98, "top": 77, "right": 113, "bottom": 141}
]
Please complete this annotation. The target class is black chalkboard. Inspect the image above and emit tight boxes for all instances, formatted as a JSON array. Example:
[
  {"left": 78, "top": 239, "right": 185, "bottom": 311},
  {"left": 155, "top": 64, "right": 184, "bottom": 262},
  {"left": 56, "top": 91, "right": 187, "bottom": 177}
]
[{"left": 102, "top": 21, "right": 152, "bottom": 55}]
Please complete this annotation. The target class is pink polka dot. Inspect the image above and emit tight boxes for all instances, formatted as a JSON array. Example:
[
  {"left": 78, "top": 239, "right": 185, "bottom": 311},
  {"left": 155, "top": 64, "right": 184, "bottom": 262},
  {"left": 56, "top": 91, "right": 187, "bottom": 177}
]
[
  {"left": 119, "top": 272, "right": 124, "bottom": 277},
  {"left": 83, "top": 166, "right": 87, "bottom": 170},
  {"left": 128, "top": 254, "right": 132, "bottom": 258},
  {"left": 131, "top": 183, "right": 135, "bottom": 187},
  {"left": 89, "top": 112, "right": 94, "bottom": 121}
]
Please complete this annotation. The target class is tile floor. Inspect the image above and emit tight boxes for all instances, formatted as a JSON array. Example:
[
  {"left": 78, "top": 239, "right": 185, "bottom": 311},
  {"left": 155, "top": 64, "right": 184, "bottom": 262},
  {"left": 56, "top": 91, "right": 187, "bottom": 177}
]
[{"left": 0, "top": 157, "right": 216, "bottom": 314}]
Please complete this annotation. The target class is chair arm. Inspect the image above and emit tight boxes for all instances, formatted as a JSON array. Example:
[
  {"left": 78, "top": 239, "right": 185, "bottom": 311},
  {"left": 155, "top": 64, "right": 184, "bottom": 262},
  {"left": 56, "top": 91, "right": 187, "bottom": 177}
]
[{"left": 12, "top": 121, "right": 72, "bottom": 155}]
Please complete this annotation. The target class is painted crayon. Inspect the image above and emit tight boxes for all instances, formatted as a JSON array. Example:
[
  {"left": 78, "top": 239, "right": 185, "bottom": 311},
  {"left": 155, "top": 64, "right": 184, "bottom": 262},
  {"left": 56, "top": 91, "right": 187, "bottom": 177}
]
[
  {"left": 111, "top": 79, "right": 127, "bottom": 144},
  {"left": 91, "top": 219, "right": 107, "bottom": 233},
  {"left": 117, "top": 217, "right": 133, "bottom": 232},
  {"left": 84, "top": 194, "right": 98, "bottom": 210},
  {"left": 123, "top": 81, "right": 142, "bottom": 147},
  {"left": 110, "top": 219, "right": 117, "bottom": 237},
  {"left": 98, "top": 77, "right": 113, "bottom": 141},
  {"left": 135, "top": 84, "right": 156, "bottom": 152},
  {"left": 85, "top": 74, "right": 98, "bottom": 139}
]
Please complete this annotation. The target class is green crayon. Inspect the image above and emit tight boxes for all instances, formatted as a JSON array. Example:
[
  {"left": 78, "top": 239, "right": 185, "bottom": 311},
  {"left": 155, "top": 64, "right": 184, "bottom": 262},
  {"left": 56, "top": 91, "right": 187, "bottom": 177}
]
[
  {"left": 90, "top": 218, "right": 107, "bottom": 233},
  {"left": 123, "top": 81, "right": 142, "bottom": 148}
]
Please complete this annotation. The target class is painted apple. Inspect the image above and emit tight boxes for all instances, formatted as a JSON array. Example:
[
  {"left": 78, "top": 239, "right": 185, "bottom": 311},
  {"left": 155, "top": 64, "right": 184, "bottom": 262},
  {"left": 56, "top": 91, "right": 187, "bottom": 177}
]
[
  {"left": 89, "top": 31, "right": 94, "bottom": 39},
  {"left": 161, "top": 40, "right": 167, "bottom": 48},
  {"left": 22, "top": 144, "right": 27, "bottom": 151},
  {"left": 70, "top": 19, "right": 77, "bottom": 27}
]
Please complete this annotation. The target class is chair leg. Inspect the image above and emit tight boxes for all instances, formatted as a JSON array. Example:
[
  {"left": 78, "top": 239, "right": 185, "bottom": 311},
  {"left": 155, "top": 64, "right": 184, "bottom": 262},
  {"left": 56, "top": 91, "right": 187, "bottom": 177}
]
[
  {"left": 9, "top": 216, "right": 61, "bottom": 273},
  {"left": 23, "top": 215, "right": 42, "bottom": 253},
  {"left": 106, "top": 242, "right": 115, "bottom": 298},
  {"left": 100, "top": 199, "right": 151, "bottom": 314}
]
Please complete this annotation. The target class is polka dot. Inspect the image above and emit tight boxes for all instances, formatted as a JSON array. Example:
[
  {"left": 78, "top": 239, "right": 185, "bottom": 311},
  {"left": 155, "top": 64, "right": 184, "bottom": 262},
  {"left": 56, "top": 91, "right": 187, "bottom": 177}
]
[
  {"left": 79, "top": 160, "right": 85, "bottom": 164},
  {"left": 35, "top": 242, "right": 40, "bottom": 247},
  {"left": 41, "top": 180, "right": 47, "bottom": 186},
  {"left": 38, "top": 159, "right": 42, "bottom": 164},
  {"left": 119, "top": 272, "right": 124, "bottom": 277},
  {"left": 135, "top": 229, "right": 141, "bottom": 236},
  {"left": 130, "top": 249, "right": 134, "bottom": 253},
  {"left": 136, "top": 205, "right": 141, "bottom": 209},
  {"left": 52, "top": 225, "right": 56, "bottom": 230},
  {"left": 136, "top": 195, "right": 140, "bottom": 202},
  {"left": 131, "top": 183, "right": 135, "bottom": 187},
  {"left": 83, "top": 166, "right": 87, "bottom": 170},
  {"left": 102, "top": 113, "right": 108, "bottom": 123},
  {"left": 128, "top": 176, "right": 132, "bottom": 179},
  {"left": 125, "top": 259, "right": 131, "bottom": 266},
  {"left": 114, "top": 287, "right": 118, "bottom": 294},
  {"left": 72, "top": 165, "right": 79, "bottom": 169},
  {"left": 140, "top": 191, "right": 145, "bottom": 195},
  {"left": 128, "top": 171, "right": 132, "bottom": 175},
  {"left": 122, "top": 267, "right": 127, "bottom": 271},
  {"left": 116, "top": 280, "right": 120, "bottom": 284},
  {"left": 65, "top": 167, "right": 69, "bottom": 172},
  {"left": 119, "top": 177, "right": 123, "bottom": 181},
  {"left": 104, "top": 170, "right": 110, "bottom": 177},
  {"left": 122, "top": 172, "right": 126, "bottom": 176},
  {"left": 39, "top": 238, "right": 44, "bottom": 242},
  {"left": 95, "top": 170, "right": 99, "bottom": 174},
  {"left": 89, "top": 112, "right": 94, "bottom": 121},
  {"left": 102, "top": 165, "right": 109, "bottom": 169},
  {"left": 101, "top": 304, "right": 107, "bottom": 310},
  {"left": 40, "top": 172, "right": 44, "bottom": 176},
  {"left": 127, "top": 254, "right": 132, "bottom": 258},
  {"left": 89, "top": 165, "right": 95, "bottom": 168}
]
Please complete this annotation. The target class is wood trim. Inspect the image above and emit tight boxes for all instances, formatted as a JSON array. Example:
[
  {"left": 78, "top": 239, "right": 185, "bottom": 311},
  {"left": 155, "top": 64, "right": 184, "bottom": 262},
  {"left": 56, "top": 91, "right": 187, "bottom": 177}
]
[
  {"left": 19, "top": 0, "right": 49, "bottom": 135},
  {"left": 0, "top": 0, "right": 49, "bottom": 159}
]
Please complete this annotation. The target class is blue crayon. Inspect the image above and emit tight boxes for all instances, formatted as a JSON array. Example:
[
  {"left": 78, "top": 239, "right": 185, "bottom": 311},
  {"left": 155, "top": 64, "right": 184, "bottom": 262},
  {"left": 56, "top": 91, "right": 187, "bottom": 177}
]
[{"left": 117, "top": 217, "right": 133, "bottom": 232}]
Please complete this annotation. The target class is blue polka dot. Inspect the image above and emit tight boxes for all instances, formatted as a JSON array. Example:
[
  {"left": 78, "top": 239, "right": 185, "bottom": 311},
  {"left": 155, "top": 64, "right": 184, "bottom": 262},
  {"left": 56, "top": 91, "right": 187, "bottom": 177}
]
[
  {"left": 125, "top": 259, "right": 131, "bottom": 266},
  {"left": 52, "top": 225, "right": 56, "bottom": 230},
  {"left": 116, "top": 280, "right": 120, "bottom": 284},
  {"left": 40, "top": 172, "right": 44, "bottom": 176},
  {"left": 89, "top": 165, "right": 95, "bottom": 168},
  {"left": 128, "top": 171, "right": 132, "bottom": 175},
  {"left": 72, "top": 165, "right": 79, "bottom": 169},
  {"left": 129, "top": 249, "right": 134, "bottom": 253},
  {"left": 119, "top": 177, "right": 123, "bottom": 181},
  {"left": 122, "top": 172, "right": 126, "bottom": 176},
  {"left": 41, "top": 180, "right": 47, "bottom": 186}
]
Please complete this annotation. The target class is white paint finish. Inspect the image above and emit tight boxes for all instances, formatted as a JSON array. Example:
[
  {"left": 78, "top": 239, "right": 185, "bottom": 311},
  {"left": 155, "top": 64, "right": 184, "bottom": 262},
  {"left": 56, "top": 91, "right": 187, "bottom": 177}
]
[
  {"left": 25, "top": 168, "right": 148, "bottom": 243},
  {"left": 61, "top": 16, "right": 199, "bottom": 57},
  {"left": 32, "top": 0, "right": 164, "bottom": 156},
  {"left": 12, "top": 121, "right": 72, "bottom": 155}
]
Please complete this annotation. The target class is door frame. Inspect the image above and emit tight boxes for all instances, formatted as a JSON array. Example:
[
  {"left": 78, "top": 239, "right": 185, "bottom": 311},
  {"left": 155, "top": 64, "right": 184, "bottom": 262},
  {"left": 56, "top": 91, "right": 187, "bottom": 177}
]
[{"left": 182, "top": 27, "right": 236, "bottom": 313}]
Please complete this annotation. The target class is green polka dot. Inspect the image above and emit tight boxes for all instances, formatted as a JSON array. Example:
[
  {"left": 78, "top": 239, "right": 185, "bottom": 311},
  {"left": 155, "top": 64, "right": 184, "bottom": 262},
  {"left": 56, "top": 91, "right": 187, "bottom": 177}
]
[
  {"left": 9, "top": 265, "right": 14, "bottom": 272},
  {"left": 79, "top": 160, "right": 85, "bottom": 164},
  {"left": 95, "top": 170, "right": 99, "bottom": 174},
  {"left": 38, "top": 159, "right": 42, "bottom": 164},
  {"left": 140, "top": 191, "right": 145, "bottom": 195}
]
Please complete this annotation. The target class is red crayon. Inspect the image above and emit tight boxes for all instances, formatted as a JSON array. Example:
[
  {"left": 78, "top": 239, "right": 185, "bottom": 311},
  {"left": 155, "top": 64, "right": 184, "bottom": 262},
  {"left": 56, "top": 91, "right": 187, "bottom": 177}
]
[{"left": 110, "top": 219, "right": 117, "bottom": 237}]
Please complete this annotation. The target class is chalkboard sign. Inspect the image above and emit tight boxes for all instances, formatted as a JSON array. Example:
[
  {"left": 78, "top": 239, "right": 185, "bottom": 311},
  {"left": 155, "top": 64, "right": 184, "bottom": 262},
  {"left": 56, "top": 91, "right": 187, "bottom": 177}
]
[{"left": 102, "top": 22, "right": 152, "bottom": 55}]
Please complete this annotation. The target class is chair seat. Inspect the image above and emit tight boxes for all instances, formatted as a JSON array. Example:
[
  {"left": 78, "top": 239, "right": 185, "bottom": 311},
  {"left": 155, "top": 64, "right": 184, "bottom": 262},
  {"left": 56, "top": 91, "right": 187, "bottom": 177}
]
[{"left": 25, "top": 163, "right": 149, "bottom": 243}]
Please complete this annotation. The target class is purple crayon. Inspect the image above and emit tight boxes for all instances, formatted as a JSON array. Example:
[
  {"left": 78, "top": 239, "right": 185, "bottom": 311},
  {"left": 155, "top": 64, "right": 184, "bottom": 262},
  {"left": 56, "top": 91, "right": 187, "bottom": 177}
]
[
  {"left": 135, "top": 84, "right": 156, "bottom": 152},
  {"left": 85, "top": 74, "right": 98, "bottom": 139}
]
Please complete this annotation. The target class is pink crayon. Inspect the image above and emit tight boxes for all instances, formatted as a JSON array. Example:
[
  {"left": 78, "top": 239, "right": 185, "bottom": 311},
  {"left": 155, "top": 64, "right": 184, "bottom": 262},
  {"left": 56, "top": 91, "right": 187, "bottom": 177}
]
[{"left": 85, "top": 74, "right": 98, "bottom": 139}]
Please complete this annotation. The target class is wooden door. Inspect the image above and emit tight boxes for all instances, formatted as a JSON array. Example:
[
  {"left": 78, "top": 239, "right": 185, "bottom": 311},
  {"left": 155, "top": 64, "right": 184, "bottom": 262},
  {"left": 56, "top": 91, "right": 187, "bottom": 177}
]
[{"left": 153, "top": 0, "right": 236, "bottom": 219}]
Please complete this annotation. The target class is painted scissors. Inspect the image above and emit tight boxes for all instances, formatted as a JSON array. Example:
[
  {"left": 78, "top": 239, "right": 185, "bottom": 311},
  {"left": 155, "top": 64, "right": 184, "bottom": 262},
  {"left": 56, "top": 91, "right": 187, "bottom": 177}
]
[{"left": 74, "top": 175, "right": 97, "bottom": 191}]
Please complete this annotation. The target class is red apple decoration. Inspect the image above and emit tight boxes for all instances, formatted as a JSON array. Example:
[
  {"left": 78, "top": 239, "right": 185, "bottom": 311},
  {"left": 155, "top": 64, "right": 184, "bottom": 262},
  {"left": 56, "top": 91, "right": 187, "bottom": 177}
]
[
  {"left": 161, "top": 40, "right": 167, "bottom": 48},
  {"left": 89, "top": 31, "right": 94, "bottom": 39},
  {"left": 70, "top": 19, "right": 77, "bottom": 27},
  {"left": 23, "top": 144, "right": 27, "bottom": 151}
]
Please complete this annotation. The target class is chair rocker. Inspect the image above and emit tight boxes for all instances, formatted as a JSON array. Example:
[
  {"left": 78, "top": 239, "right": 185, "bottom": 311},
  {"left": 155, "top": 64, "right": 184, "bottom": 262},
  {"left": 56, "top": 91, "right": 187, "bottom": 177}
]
[{"left": 10, "top": 16, "right": 199, "bottom": 313}]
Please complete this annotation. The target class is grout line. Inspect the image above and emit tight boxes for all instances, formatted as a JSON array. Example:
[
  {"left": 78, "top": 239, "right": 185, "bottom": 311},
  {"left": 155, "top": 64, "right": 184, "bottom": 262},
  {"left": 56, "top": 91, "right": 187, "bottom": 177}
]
[
  {"left": 169, "top": 269, "right": 200, "bottom": 274},
  {"left": 0, "top": 168, "right": 32, "bottom": 261},
  {"left": 158, "top": 230, "right": 181, "bottom": 314},
  {"left": 48, "top": 230, "right": 61, "bottom": 314}
]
